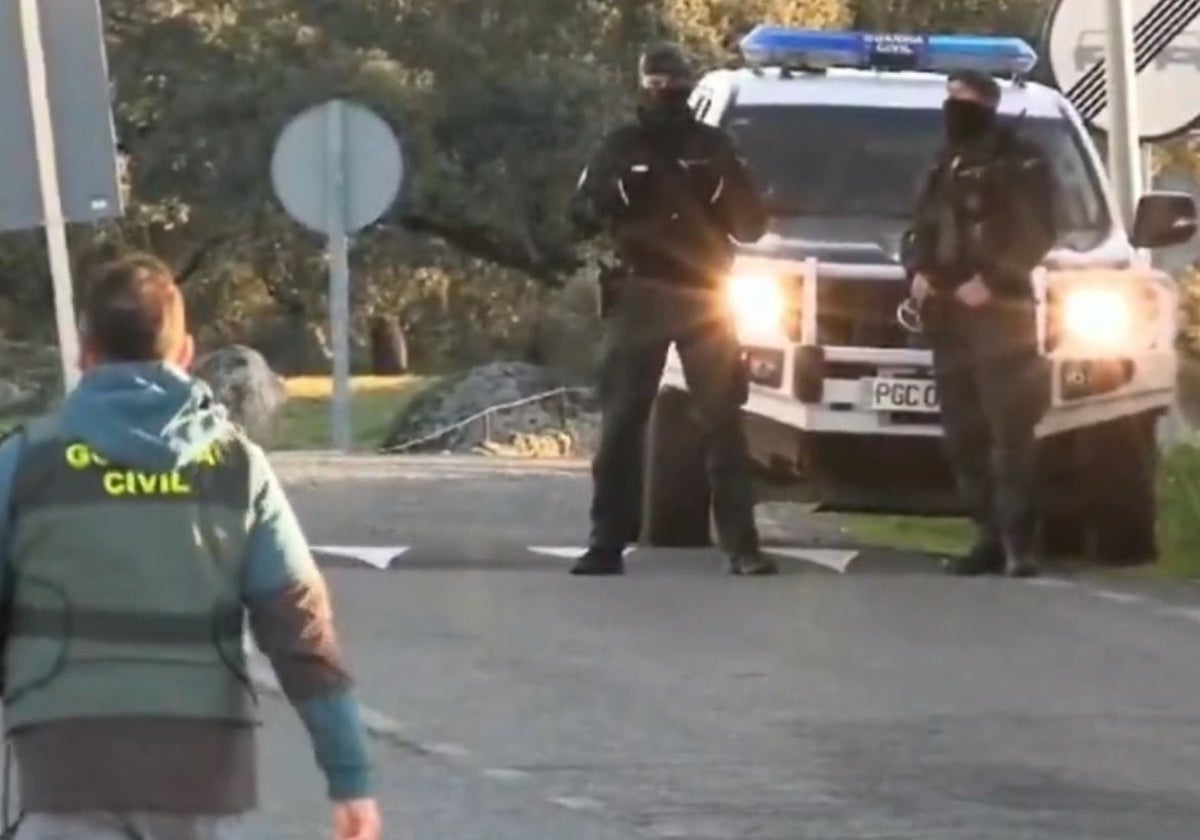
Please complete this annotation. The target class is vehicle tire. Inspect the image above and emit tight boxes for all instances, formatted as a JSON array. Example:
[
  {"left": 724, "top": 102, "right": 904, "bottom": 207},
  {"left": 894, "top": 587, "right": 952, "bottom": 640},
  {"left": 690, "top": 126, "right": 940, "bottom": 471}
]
[
  {"left": 642, "top": 388, "right": 713, "bottom": 547},
  {"left": 1034, "top": 432, "right": 1087, "bottom": 559},
  {"left": 1036, "top": 510, "right": 1087, "bottom": 559},
  {"left": 1039, "top": 413, "right": 1159, "bottom": 565},
  {"left": 1078, "top": 412, "right": 1159, "bottom": 566}
]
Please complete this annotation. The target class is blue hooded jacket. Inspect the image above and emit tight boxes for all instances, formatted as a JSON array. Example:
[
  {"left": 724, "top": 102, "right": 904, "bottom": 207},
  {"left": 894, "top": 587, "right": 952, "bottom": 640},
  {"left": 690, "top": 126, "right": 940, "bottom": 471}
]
[{"left": 0, "top": 362, "right": 372, "bottom": 801}]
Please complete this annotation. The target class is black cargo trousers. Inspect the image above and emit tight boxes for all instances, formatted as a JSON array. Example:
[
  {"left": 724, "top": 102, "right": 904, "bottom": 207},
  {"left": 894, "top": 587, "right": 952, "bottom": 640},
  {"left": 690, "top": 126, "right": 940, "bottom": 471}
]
[
  {"left": 924, "top": 294, "right": 1050, "bottom": 562},
  {"left": 588, "top": 279, "right": 759, "bottom": 555}
]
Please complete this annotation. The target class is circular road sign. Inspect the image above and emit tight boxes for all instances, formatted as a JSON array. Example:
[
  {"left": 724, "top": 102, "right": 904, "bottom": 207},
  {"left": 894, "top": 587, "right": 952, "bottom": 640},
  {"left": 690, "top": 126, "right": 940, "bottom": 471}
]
[
  {"left": 270, "top": 99, "right": 403, "bottom": 236},
  {"left": 1046, "top": 0, "right": 1200, "bottom": 141}
]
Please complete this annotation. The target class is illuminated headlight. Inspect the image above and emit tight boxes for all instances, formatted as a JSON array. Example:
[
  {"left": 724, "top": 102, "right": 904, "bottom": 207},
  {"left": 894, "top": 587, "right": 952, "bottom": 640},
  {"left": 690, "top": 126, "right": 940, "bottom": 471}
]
[
  {"left": 1060, "top": 288, "right": 1132, "bottom": 348},
  {"left": 726, "top": 274, "right": 786, "bottom": 339}
]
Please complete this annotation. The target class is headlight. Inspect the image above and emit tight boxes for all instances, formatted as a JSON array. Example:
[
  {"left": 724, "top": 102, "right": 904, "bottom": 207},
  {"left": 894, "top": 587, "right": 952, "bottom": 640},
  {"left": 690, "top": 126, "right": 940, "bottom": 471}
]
[
  {"left": 726, "top": 274, "right": 786, "bottom": 339},
  {"left": 1060, "top": 288, "right": 1132, "bottom": 348}
]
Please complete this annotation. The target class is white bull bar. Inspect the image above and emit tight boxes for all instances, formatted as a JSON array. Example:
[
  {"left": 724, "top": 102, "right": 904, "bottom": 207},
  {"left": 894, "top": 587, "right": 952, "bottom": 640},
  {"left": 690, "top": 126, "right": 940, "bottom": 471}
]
[{"left": 661, "top": 259, "right": 1175, "bottom": 440}]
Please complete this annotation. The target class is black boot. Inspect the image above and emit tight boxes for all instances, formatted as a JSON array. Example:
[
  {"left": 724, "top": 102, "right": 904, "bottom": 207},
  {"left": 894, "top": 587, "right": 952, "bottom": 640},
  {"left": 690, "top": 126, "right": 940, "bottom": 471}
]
[
  {"left": 944, "top": 538, "right": 1005, "bottom": 577},
  {"left": 1004, "top": 555, "right": 1039, "bottom": 578},
  {"left": 1003, "top": 537, "right": 1040, "bottom": 578},
  {"left": 570, "top": 547, "right": 625, "bottom": 576},
  {"left": 1001, "top": 524, "right": 1040, "bottom": 578},
  {"left": 726, "top": 551, "right": 778, "bottom": 576}
]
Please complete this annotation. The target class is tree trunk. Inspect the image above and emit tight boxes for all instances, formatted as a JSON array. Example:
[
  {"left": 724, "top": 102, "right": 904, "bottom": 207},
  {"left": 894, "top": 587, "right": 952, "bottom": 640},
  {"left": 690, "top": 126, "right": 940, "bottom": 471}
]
[{"left": 369, "top": 315, "right": 408, "bottom": 374}]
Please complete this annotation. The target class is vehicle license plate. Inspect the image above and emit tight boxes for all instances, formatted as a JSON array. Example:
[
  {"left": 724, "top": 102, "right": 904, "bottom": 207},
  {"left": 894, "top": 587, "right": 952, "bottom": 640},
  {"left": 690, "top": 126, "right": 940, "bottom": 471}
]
[{"left": 864, "top": 377, "right": 939, "bottom": 412}]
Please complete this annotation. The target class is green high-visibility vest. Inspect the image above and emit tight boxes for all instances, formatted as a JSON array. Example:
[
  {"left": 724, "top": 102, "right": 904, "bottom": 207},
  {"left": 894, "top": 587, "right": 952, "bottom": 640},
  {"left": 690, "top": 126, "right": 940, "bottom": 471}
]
[{"left": 3, "top": 416, "right": 258, "bottom": 732}]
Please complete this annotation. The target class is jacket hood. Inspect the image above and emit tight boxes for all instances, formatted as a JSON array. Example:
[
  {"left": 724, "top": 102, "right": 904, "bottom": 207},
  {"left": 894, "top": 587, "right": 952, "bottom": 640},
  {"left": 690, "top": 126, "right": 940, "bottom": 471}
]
[{"left": 60, "top": 362, "right": 234, "bottom": 472}]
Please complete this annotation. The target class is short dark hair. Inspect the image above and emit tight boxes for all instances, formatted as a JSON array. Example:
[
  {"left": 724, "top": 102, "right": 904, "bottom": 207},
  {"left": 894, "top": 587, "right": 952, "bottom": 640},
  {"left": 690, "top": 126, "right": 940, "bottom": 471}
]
[
  {"left": 79, "top": 254, "right": 186, "bottom": 362},
  {"left": 948, "top": 69, "right": 1001, "bottom": 107}
]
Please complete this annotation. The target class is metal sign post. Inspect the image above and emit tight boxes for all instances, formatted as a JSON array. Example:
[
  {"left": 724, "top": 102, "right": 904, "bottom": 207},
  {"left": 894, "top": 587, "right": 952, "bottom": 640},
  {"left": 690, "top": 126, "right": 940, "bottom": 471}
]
[
  {"left": 271, "top": 99, "right": 404, "bottom": 453},
  {"left": 1047, "top": 0, "right": 1200, "bottom": 222},
  {"left": 323, "top": 101, "right": 353, "bottom": 453},
  {"left": 2, "top": 0, "right": 124, "bottom": 393},
  {"left": 18, "top": 0, "right": 79, "bottom": 391},
  {"left": 1103, "top": 0, "right": 1143, "bottom": 226}
]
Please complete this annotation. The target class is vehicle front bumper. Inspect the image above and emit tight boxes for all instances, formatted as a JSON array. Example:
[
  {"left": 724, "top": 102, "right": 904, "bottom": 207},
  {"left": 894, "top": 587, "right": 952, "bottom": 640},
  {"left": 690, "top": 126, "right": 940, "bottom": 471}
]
[{"left": 661, "top": 343, "right": 1177, "bottom": 439}]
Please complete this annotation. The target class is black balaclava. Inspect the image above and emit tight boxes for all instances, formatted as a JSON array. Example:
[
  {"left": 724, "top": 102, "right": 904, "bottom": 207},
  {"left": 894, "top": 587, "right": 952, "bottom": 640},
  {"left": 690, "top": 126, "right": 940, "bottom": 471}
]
[
  {"left": 943, "top": 97, "right": 997, "bottom": 145},
  {"left": 637, "top": 42, "right": 694, "bottom": 127}
]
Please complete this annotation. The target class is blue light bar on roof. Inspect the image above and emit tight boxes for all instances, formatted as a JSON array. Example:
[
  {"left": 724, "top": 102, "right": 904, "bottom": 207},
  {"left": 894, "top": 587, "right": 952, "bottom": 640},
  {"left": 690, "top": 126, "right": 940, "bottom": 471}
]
[{"left": 738, "top": 25, "right": 1038, "bottom": 76}]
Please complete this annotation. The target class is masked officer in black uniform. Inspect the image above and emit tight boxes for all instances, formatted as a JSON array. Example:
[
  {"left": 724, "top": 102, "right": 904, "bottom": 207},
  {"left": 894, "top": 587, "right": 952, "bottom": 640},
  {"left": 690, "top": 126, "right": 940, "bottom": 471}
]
[
  {"left": 904, "top": 69, "right": 1058, "bottom": 578},
  {"left": 567, "top": 42, "right": 773, "bottom": 577}
]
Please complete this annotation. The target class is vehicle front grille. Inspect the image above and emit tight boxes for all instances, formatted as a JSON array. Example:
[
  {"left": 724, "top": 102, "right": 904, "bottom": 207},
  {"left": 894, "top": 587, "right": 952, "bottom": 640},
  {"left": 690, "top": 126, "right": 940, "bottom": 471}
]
[{"left": 815, "top": 277, "right": 929, "bottom": 350}]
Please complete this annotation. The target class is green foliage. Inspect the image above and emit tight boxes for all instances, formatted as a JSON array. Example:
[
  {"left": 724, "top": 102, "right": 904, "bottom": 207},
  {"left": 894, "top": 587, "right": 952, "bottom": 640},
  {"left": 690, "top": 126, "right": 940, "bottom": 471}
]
[
  {"left": 849, "top": 0, "right": 1052, "bottom": 36},
  {"left": 0, "top": 0, "right": 1066, "bottom": 372},
  {"left": 1178, "top": 269, "right": 1200, "bottom": 357},
  {"left": 665, "top": 0, "right": 849, "bottom": 57}
]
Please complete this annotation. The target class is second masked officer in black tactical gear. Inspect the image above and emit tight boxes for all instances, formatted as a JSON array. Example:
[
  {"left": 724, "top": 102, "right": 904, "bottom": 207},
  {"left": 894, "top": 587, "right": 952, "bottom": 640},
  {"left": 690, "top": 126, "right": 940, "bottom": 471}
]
[
  {"left": 567, "top": 42, "right": 774, "bottom": 577},
  {"left": 904, "top": 69, "right": 1058, "bottom": 578}
]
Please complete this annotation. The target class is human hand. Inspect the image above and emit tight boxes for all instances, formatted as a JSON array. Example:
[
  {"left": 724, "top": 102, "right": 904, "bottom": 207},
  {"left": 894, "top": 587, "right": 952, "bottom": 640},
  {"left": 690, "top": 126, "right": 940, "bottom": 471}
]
[
  {"left": 333, "top": 798, "right": 381, "bottom": 840},
  {"left": 910, "top": 273, "right": 933, "bottom": 304},
  {"left": 954, "top": 276, "right": 992, "bottom": 308}
]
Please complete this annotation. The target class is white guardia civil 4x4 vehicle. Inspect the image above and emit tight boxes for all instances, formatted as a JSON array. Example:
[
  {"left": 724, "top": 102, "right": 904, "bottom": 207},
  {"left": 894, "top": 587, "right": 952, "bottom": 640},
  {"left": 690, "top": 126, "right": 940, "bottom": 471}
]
[{"left": 641, "top": 26, "right": 1199, "bottom": 564}]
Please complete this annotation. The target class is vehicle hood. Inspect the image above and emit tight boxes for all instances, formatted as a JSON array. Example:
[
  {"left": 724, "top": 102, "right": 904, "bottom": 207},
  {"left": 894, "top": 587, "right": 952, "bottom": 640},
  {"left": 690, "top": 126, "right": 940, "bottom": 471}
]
[
  {"left": 735, "top": 215, "right": 1133, "bottom": 273},
  {"left": 738, "top": 215, "right": 910, "bottom": 266}
]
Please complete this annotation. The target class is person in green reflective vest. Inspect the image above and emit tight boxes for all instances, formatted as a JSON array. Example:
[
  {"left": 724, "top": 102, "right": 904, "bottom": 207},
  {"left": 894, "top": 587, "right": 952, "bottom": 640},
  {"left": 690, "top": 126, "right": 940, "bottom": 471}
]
[{"left": 0, "top": 255, "right": 380, "bottom": 840}]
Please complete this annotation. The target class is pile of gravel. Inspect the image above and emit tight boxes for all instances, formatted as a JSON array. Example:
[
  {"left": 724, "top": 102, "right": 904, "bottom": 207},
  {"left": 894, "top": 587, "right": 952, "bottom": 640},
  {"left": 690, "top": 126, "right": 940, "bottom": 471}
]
[{"left": 381, "top": 361, "right": 600, "bottom": 456}]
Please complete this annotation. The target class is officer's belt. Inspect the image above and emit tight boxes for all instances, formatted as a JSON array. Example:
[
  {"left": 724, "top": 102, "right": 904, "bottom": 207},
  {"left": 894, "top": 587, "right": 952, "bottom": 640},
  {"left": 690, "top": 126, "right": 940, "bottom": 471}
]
[{"left": 10, "top": 605, "right": 243, "bottom": 643}]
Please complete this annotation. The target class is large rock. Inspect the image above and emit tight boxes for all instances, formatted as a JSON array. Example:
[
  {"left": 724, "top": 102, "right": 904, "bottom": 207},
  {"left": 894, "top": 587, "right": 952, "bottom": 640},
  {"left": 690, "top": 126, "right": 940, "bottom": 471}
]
[
  {"left": 193, "top": 345, "right": 288, "bottom": 445},
  {"left": 382, "top": 361, "right": 599, "bottom": 456}
]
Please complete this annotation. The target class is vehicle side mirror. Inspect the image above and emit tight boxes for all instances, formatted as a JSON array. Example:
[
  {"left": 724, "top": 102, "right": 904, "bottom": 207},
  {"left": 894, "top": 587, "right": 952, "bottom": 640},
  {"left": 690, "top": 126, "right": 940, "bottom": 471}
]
[{"left": 1130, "top": 191, "right": 1197, "bottom": 249}]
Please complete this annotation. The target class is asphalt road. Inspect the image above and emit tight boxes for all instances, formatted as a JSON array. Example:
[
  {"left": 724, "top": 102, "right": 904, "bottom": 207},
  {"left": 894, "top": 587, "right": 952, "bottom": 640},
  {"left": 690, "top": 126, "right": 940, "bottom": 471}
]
[{"left": 251, "top": 453, "right": 1200, "bottom": 839}]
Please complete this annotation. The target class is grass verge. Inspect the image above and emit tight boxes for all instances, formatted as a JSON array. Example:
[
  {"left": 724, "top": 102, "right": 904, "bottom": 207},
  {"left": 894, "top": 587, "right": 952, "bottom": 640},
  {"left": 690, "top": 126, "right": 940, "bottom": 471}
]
[
  {"left": 814, "top": 443, "right": 1200, "bottom": 578},
  {"left": 819, "top": 512, "right": 974, "bottom": 558},
  {"left": 1, "top": 376, "right": 435, "bottom": 452},
  {"left": 274, "top": 375, "right": 435, "bottom": 451},
  {"left": 1157, "top": 442, "right": 1200, "bottom": 579}
]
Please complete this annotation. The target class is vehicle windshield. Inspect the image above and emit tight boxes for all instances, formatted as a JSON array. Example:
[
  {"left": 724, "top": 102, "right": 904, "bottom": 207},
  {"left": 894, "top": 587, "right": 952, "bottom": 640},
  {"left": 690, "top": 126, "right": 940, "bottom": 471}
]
[{"left": 723, "top": 104, "right": 1111, "bottom": 248}]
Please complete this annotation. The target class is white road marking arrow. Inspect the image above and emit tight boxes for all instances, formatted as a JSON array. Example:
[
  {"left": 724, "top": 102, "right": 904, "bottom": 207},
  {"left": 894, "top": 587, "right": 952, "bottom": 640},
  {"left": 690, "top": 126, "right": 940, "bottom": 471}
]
[
  {"left": 312, "top": 545, "right": 410, "bottom": 570},
  {"left": 766, "top": 548, "right": 859, "bottom": 574}
]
